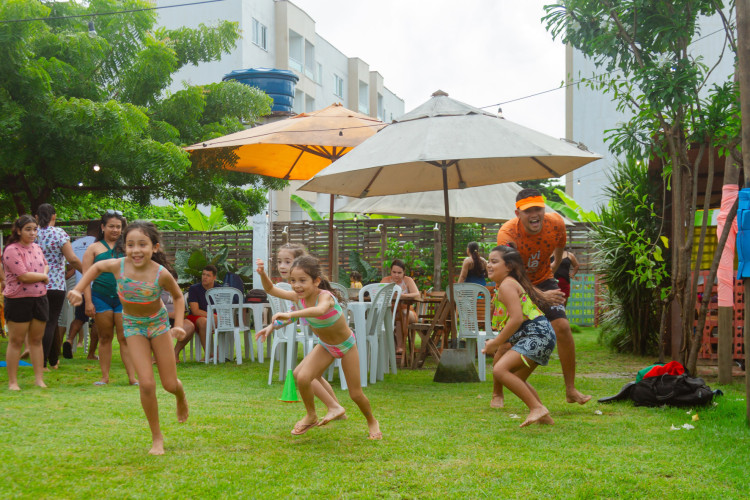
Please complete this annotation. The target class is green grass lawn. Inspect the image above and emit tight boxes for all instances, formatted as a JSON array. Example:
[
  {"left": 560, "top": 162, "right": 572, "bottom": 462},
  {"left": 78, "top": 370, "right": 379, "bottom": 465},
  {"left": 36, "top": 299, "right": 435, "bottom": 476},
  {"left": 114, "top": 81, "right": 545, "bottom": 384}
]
[{"left": 1, "top": 328, "right": 748, "bottom": 499}]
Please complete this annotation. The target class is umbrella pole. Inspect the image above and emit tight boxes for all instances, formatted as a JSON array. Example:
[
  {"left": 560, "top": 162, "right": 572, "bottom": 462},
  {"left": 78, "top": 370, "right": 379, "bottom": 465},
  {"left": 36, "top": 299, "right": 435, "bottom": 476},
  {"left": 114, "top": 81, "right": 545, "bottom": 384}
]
[
  {"left": 329, "top": 194, "right": 335, "bottom": 278},
  {"left": 441, "top": 164, "right": 458, "bottom": 344}
]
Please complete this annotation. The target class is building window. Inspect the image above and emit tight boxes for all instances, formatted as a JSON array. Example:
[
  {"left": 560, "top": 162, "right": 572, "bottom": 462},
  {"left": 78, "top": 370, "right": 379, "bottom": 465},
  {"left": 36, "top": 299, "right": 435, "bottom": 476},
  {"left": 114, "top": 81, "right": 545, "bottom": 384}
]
[
  {"left": 333, "top": 74, "right": 344, "bottom": 98},
  {"left": 252, "top": 18, "right": 267, "bottom": 50},
  {"left": 289, "top": 30, "right": 303, "bottom": 72},
  {"left": 304, "top": 40, "right": 315, "bottom": 80},
  {"left": 305, "top": 94, "right": 315, "bottom": 113},
  {"left": 317, "top": 62, "right": 323, "bottom": 84},
  {"left": 358, "top": 81, "right": 369, "bottom": 114}
]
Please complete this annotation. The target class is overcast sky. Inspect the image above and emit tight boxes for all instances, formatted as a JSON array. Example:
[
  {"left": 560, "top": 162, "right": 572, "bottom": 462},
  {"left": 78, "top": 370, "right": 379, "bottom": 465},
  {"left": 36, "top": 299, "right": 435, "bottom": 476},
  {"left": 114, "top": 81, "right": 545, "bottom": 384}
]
[{"left": 291, "top": 0, "right": 567, "bottom": 139}]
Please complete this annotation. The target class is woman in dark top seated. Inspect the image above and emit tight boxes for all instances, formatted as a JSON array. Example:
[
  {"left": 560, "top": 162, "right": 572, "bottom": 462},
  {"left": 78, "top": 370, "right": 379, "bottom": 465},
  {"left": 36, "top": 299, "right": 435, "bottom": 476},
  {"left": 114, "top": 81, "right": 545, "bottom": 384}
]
[{"left": 458, "top": 242, "right": 488, "bottom": 286}]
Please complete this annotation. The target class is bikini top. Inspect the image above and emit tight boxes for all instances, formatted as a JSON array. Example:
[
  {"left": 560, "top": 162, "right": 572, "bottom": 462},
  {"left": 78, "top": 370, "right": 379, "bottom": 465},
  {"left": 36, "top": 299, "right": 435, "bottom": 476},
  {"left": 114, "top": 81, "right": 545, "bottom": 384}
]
[
  {"left": 491, "top": 290, "right": 543, "bottom": 331},
  {"left": 116, "top": 258, "right": 164, "bottom": 305},
  {"left": 296, "top": 290, "right": 344, "bottom": 329}
]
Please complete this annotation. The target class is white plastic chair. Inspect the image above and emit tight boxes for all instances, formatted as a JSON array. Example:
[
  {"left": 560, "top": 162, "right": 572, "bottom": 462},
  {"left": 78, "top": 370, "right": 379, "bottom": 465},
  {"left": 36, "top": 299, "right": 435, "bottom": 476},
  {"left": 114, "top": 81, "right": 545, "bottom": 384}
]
[
  {"left": 359, "top": 282, "right": 387, "bottom": 302},
  {"left": 446, "top": 283, "right": 495, "bottom": 381},
  {"left": 266, "top": 283, "right": 310, "bottom": 384},
  {"left": 205, "top": 288, "right": 252, "bottom": 365},
  {"left": 382, "top": 285, "right": 401, "bottom": 377},
  {"left": 364, "top": 283, "right": 396, "bottom": 384}
]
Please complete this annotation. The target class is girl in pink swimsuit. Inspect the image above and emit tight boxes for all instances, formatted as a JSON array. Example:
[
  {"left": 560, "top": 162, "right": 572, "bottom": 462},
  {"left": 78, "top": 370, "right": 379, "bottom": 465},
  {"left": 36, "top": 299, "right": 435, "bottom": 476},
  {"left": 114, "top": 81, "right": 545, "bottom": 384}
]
[
  {"left": 69, "top": 221, "right": 189, "bottom": 455},
  {"left": 256, "top": 255, "right": 381, "bottom": 440}
]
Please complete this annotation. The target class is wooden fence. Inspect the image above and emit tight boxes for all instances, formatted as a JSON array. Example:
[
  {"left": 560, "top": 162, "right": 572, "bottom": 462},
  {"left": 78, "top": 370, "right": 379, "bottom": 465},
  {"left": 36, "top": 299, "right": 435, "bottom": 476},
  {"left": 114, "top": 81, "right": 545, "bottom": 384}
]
[{"left": 56, "top": 219, "right": 595, "bottom": 283}]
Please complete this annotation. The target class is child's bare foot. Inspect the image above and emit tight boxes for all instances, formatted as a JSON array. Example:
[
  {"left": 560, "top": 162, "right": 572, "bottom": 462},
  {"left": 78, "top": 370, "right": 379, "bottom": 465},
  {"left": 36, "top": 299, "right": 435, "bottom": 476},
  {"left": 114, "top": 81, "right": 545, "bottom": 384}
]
[
  {"left": 566, "top": 389, "right": 592, "bottom": 405},
  {"left": 8, "top": 383, "right": 20, "bottom": 391},
  {"left": 149, "top": 436, "right": 165, "bottom": 456},
  {"left": 490, "top": 394, "right": 504, "bottom": 408},
  {"left": 20, "top": 350, "right": 29, "bottom": 360},
  {"left": 367, "top": 420, "right": 382, "bottom": 440},
  {"left": 87, "top": 355, "right": 98, "bottom": 360},
  {"left": 35, "top": 381, "right": 48, "bottom": 389},
  {"left": 291, "top": 416, "right": 319, "bottom": 436},
  {"left": 318, "top": 406, "right": 347, "bottom": 426},
  {"left": 176, "top": 395, "right": 189, "bottom": 423},
  {"left": 520, "top": 406, "right": 552, "bottom": 428}
]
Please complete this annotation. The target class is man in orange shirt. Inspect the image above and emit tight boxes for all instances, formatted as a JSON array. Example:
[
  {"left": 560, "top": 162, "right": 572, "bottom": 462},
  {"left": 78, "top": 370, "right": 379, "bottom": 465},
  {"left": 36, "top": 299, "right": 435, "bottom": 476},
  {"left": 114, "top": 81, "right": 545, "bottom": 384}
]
[{"left": 494, "top": 188, "right": 591, "bottom": 406}]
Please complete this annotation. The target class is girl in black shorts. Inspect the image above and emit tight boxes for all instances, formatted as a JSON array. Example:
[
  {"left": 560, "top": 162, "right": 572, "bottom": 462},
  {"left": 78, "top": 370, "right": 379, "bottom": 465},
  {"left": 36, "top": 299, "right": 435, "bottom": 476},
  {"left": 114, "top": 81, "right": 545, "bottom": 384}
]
[{"left": 3, "top": 215, "right": 50, "bottom": 390}]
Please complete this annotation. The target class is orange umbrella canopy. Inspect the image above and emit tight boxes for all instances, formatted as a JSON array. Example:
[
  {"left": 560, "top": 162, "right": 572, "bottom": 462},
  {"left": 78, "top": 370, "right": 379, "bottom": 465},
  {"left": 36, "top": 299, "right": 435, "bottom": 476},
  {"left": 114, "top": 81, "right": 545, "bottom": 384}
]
[{"left": 185, "top": 103, "right": 386, "bottom": 180}]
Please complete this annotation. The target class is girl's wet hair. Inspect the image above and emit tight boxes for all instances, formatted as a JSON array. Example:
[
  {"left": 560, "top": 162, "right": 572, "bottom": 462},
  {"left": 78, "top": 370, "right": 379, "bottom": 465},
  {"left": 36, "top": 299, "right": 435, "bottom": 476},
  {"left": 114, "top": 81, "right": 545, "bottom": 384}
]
[
  {"left": 290, "top": 255, "right": 345, "bottom": 303},
  {"left": 35, "top": 203, "right": 56, "bottom": 228},
  {"left": 490, "top": 245, "right": 550, "bottom": 310},
  {"left": 467, "top": 241, "right": 487, "bottom": 278},
  {"left": 278, "top": 242, "right": 307, "bottom": 260},
  {"left": 97, "top": 211, "right": 127, "bottom": 242},
  {"left": 119, "top": 220, "right": 172, "bottom": 271},
  {"left": 5, "top": 215, "right": 36, "bottom": 249}
]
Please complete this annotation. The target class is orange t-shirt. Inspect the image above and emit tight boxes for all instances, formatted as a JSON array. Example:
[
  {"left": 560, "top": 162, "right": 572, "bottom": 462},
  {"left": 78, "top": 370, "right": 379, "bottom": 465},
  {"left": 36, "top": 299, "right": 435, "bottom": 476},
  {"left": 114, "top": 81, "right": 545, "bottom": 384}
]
[{"left": 496, "top": 213, "right": 566, "bottom": 285}]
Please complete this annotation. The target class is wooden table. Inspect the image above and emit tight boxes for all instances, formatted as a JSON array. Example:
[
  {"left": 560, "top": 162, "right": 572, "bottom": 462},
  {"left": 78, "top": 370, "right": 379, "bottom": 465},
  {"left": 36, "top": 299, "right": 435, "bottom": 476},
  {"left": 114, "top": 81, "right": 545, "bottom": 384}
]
[{"left": 399, "top": 295, "right": 449, "bottom": 368}]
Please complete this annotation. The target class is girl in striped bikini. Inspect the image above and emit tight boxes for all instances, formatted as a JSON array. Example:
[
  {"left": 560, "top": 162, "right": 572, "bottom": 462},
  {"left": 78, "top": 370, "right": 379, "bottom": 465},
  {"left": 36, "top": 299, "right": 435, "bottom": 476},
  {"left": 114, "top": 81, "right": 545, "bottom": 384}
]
[
  {"left": 69, "top": 221, "right": 189, "bottom": 455},
  {"left": 256, "top": 255, "right": 381, "bottom": 439}
]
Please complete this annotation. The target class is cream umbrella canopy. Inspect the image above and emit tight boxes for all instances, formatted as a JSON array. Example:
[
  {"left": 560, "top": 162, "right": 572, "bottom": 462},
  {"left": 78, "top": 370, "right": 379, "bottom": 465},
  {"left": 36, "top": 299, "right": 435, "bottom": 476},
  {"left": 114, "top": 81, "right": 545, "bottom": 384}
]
[
  {"left": 185, "top": 103, "right": 386, "bottom": 271},
  {"left": 301, "top": 91, "right": 601, "bottom": 287},
  {"left": 337, "top": 181, "right": 566, "bottom": 223}
]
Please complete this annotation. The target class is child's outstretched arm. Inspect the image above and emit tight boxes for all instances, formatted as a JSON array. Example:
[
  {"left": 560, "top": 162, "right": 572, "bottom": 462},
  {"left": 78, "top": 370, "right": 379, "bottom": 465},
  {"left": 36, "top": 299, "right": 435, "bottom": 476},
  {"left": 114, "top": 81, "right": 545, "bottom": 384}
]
[
  {"left": 255, "top": 259, "right": 296, "bottom": 301},
  {"left": 67, "top": 259, "right": 119, "bottom": 306},
  {"left": 277, "top": 292, "right": 334, "bottom": 322}
]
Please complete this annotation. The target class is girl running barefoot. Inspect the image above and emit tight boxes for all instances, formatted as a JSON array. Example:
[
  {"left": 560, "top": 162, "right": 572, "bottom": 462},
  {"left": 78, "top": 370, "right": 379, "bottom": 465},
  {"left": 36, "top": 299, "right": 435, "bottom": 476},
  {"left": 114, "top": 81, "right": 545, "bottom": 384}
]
[
  {"left": 256, "top": 255, "right": 381, "bottom": 439},
  {"left": 273, "top": 244, "right": 347, "bottom": 426},
  {"left": 481, "top": 245, "right": 557, "bottom": 428},
  {"left": 68, "top": 221, "right": 189, "bottom": 454}
]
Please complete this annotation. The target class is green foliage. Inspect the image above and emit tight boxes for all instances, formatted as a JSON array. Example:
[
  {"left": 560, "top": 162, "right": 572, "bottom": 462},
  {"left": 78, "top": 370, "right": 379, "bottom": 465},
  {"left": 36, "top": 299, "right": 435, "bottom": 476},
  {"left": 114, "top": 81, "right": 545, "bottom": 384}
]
[
  {"left": 590, "top": 159, "right": 668, "bottom": 355},
  {"left": 382, "top": 239, "right": 433, "bottom": 289},
  {"left": 517, "top": 178, "right": 565, "bottom": 203},
  {"left": 346, "top": 250, "right": 381, "bottom": 285},
  {"left": 289, "top": 194, "right": 359, "bottom": 221},
  {"left": 0, "top": 0, "right": 280, "bottom": 224},
  {"left": 546, "top": 189, "right": 600, "bottom": 223},
  {"left": 150, "top": 202, "right": 248, "bottom": 231},
  {"left": 174, "top": 245, "right": 252, "bottom": 286}
]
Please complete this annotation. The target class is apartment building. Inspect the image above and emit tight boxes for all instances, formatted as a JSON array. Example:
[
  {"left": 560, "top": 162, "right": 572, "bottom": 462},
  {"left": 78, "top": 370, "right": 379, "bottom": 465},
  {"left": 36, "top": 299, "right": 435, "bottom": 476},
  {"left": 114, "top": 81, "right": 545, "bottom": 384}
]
[{"left": 156, "top": 0, "right": 405, "bottom": 220}]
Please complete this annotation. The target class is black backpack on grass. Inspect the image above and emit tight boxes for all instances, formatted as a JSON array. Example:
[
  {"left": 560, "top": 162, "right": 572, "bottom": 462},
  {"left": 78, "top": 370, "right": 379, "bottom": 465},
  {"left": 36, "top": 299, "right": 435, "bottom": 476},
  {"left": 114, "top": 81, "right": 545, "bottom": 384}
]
[{"left": 599, "top": 369, "right": 720, "bottom": 408}]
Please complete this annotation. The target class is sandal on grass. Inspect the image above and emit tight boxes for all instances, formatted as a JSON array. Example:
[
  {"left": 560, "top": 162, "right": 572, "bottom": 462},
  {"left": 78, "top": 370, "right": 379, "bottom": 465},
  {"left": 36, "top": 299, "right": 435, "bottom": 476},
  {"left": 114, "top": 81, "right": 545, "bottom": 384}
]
[{"left": 291, "top": 420, "right": 318, "bottom": 436}]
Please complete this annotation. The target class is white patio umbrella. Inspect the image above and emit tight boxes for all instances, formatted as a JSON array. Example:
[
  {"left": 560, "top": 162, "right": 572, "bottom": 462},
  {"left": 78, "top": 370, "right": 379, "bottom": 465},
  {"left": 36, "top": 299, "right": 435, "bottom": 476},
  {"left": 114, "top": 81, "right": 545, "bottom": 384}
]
[
  {"left": 301, "top": 90, "right": 601, "bottom": 286},
  {"left": 337, "top": 181, "right": 566, "bottom": 223}
]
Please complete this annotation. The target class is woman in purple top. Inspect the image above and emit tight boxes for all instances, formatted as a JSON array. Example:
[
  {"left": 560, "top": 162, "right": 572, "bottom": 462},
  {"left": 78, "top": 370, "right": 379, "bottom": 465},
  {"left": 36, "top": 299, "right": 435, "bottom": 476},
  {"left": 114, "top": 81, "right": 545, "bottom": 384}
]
[
  {"left": 35, "top": 204, "right": 82, "bottom": 369},
  {"left": 3, "top": 215, "right": 50, "bottom": 390}
]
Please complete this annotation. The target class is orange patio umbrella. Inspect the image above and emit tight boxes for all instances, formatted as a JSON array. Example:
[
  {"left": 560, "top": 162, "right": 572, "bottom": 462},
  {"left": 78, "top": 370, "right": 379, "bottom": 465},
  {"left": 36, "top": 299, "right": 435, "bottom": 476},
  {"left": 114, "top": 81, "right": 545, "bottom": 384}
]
[
  {"left": 185, "top": 103, "right": 387, "bottom": 270},
  {"left": 185, "top": 103, "right": 385, "bottom": 179}
]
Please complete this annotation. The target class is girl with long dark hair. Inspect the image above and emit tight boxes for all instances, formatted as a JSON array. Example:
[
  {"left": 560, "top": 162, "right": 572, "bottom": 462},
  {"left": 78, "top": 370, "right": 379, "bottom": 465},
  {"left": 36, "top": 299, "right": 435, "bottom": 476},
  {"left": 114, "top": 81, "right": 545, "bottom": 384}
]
[{"left": 481, "top": 245, "right": 557, "bottom": 427}]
